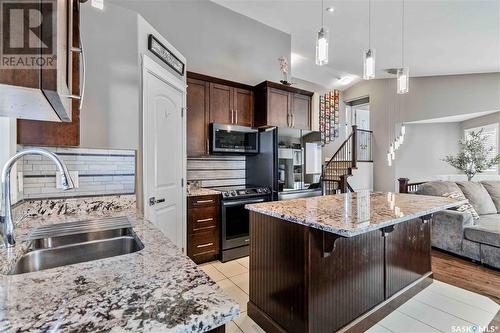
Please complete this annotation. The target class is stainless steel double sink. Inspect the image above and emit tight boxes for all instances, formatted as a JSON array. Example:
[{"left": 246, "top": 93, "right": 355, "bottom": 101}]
[{"left": 8, "top": 217, "right": 144, "bottom": 275}]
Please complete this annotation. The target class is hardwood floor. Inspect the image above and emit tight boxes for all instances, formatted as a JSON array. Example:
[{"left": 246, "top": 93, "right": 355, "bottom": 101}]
[
  {"left": 432, "top": 249, "right": 500, "bottom": 327},
  {"left": 432, "top": 249, "right": 500, "bottom": 304}
]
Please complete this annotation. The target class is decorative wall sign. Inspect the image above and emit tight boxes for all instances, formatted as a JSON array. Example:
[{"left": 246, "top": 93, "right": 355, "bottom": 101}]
[
  {"left": 148, "top": 35, "right": 185, "bottom": 75},
  {"left": 319, "top": 90, "right": 340, "bottom": 146}
]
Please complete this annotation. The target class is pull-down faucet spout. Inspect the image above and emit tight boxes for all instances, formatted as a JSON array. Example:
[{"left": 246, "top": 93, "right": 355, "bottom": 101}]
[{"left": 0, "top": 148, "right": 74, "bottom": 247}]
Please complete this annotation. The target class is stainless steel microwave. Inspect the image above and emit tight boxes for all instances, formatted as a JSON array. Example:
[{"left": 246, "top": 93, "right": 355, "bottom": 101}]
[{"left": 210, "top": 123, "right": 259, "bottom": 154}]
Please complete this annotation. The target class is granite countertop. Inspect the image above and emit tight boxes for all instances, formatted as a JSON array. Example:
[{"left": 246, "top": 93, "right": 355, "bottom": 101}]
[
  {"left": 246, "top": 191, "right": 467, "bottom": 237},
  {"left": 0, "top": 212, "right": 239, "bottom": 332},
  {"left": 187, "top": 188, "right": 221, "bottom": 197}
]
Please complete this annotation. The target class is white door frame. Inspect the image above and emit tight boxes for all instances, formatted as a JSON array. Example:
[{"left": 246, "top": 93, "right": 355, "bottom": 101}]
[{"left": 141, "top": 54, "right": 187, "bottom": 252}]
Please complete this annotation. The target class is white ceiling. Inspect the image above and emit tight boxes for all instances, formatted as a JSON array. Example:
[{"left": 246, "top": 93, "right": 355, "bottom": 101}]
[
  {"left": 212, "top": 0, "right": 500, "bottom": 90},
  {"left": 407, "top": 110, "right": 500, "bottom": 124}
]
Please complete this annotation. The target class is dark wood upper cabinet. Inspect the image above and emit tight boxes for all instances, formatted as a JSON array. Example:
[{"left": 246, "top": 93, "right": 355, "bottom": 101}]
[
  {"left": 209, "top": 83, "right": 233, "bottom": 125},
  {"left": 233, "top": 88, "right": 254, "bottom": 127},
  {"left": 1, "top": 0, "right": 77, "bottom": 123},
  {"left": 267, "top": 88, "right": 290, "bottom": 128},
  {"left": 254, "top": 81, "right": 313, "bottom": 130},
  {"left": 187, "top": 78, "right": 210, "bottom": 157},
  {"left": 186, "top": 72, "right": 255, "bottom": 157},
  {"left": 291, "top": 93, "right": 311, "bottom": 130},
  {"left": 17, "top": 0, "right": 81, "bottom": 146}
]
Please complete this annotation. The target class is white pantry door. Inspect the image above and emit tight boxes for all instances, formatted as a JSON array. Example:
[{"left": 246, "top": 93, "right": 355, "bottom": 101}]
[{"left": 143, "top": 55, "right": 186, "bottom": 249}]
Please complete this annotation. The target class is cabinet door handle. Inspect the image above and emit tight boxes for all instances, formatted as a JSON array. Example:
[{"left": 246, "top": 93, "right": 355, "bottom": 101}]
[
  {"left": 197, "top": 242, "right": 214, "bottom": 248},
  {"left": 231, "top": 109, "right": 234, "bottom": 124},
  {"left": 68, "top": 3, "right": 85, "bottom": 111},
  {"left": 291, "top": 114, "right": 295, "bottom": 128},
  {"left": 196, "top": 199, "right": 214, "bottom": 204},
  {"left": 287, "top": 113, "right": 290, "bottom": 127},
  {"left": 196, "top": 218, "right": 214, "bottom": 223},
  {"left": 206, "top": 138, "right": 209, "bottom": 154},
  {"left": 235, "top": 109, "right": 238, "bottom": 124}
]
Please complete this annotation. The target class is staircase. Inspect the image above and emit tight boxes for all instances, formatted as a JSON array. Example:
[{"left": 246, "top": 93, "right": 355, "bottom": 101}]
[{"left": 322, "top": 125, "right": 373, "bottom": 194}]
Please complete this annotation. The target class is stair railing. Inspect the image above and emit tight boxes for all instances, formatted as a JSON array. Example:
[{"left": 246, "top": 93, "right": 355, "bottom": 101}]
[{"left": 322, "top": 125, "right": 358, "bottom": 194}]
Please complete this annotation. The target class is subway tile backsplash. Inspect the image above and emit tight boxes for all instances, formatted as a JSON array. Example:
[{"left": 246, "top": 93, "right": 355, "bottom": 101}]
[
  {"left": 19, "top": 146, "right": 136, "bottom": 199},
  {"left": 187, "top": 156, "right": 246, "bottom": 188}
]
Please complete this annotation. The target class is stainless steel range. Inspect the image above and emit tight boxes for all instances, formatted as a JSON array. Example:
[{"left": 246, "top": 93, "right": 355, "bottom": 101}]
[{"left": 218, "top": 185, "right": 271, "bottom": 262}]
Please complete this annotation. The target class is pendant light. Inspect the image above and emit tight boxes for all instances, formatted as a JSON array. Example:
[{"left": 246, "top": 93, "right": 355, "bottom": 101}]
[
  {"left": 316, "top": 0, "right": 329, "bottom": 66},
  {"left": 363, "top": 0, "right": 375, "bottom": 79},
  {"left": 397, "top": 0, "right": 409, "bottom": 94}
]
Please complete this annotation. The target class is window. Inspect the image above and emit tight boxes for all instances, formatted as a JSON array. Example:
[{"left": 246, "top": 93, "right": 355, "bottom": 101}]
[{"left": 464, "top": 123, "right": 498, "bottom": 172}]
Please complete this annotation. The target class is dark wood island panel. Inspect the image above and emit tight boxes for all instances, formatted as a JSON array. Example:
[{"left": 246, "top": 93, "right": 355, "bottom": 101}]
[{"left": 248, "top": 211, "right": 433, "bottom": 333}]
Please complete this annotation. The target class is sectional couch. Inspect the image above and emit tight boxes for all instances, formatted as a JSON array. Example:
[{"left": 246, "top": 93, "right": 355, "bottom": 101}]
[{"left": 411, "top": 180, "right": 500, "bottom": 269}]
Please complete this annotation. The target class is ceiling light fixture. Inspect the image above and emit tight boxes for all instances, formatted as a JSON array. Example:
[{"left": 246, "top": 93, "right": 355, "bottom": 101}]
[
  {"left": 91, "top": 0, "right": 104, "bottom": 10},
  {"left": 338, "top": 76, "right": 354, "bottom": 85},
  {"left": 397, "top": 0, "right": 409, "bottom": 94},
  {"left": 315, "top": 0, "right": 329, "bottom": 66},
  {"left": 363, "top": 0, "right": 375, "bottom": 80}
]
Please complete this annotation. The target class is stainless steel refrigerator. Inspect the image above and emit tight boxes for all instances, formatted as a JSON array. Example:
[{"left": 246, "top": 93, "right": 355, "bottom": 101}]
[{"left": 246, "top": 128, "right": 323, "bottom": 201}]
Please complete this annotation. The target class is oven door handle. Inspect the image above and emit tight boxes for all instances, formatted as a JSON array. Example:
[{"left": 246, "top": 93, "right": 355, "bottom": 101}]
[{"left": 222, "top": 198, "right": 266, "bottom": 207}]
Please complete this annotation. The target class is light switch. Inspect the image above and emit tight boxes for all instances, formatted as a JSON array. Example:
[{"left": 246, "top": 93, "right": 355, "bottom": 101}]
[{"left": 57, "top": 171, "right": 79, "bottom": 189}]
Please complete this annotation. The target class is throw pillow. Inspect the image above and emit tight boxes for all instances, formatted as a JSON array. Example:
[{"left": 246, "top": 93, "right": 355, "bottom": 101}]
[
  {"left": 480, "top": 181, "right": 500, "bottom": 213},
  {"left": 442, "top": 191, "right": 479, "bottom": 220},
  {"left": 456, "top": 181, "right": 497, "bottom": 215}
]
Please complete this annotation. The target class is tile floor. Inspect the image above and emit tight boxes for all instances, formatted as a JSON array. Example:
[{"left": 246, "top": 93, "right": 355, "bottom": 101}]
[{"left": 200, "top": 257, "right": 500, "bottom": 333}]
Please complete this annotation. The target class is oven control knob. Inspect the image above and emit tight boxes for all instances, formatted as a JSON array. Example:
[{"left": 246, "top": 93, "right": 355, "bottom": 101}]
[
  {"left": 222, "top": 192, "right": 228, "bottom": 198},
  {"left": 230, "top": 191, "right": 237, "bottom": 196},
  {"left": 257, "top": 188, "right": 262, "bottom": 193}
]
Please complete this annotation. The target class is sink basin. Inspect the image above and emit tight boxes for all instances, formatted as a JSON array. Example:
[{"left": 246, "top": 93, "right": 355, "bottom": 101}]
[{"left": 8, "top": 217, "right": 144, "bottom": 275}]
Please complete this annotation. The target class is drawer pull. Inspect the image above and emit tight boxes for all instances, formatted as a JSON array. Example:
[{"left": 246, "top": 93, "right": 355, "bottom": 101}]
[
  {"left": 196, "top": 199, "right": 214, "bottom": 204},
  {"left": 193, "top": 226, "right": 216, "bottom": 232},
  {"left": 197, "top": 242, "right": 214, "bottom": 248},
  {"left": 196, "top": 218, "right": 214, "bottom": 223}
]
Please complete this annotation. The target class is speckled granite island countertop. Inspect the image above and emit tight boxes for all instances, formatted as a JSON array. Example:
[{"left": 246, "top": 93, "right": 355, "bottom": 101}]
[
  {"left": 0, "top": 212, "right": 239, "bottom": 332},
  {"left": 246, "top": 192, "right": 467, "bottom": 237}
]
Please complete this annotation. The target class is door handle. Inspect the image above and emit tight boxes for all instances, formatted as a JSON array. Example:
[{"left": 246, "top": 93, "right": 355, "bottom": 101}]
[
  {"left": 287, "top": 113, "right": 290, "bottom": 127},
  {"left": 149, "top": 197, "right": 166, "bottom": 206},
  {"left": 231, "top": 109, "right": 234, "bottom": 124},
  {"left": 235, "top": 109, "right": 238, "bottom": 124},
  {"left": 291, "top": 114, "right": 295, "bottom": 128}
]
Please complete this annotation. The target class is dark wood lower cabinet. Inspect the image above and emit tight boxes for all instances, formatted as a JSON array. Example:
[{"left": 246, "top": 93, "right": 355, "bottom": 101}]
[
  {"left": 187, "top": 195, "right": 221, "bottom": 264},
  {"left": 385, "top": 218, "right": 432, "bottom": 298},
  {"left": 248, "top": 212, "right": 432, "bottom": 333}
]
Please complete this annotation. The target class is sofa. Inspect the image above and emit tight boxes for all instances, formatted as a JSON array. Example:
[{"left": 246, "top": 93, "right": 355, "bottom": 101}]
[{"left": 414, "top": 180, "right": 500, "bottom": 269}]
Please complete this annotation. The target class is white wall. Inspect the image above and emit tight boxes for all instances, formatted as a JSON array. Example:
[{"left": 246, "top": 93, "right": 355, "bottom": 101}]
[
  {"left": 395, "top": 123, "right": 462, "bottom": 183},
  {"left": 112, "top": 0, "right": 291, "bottom": 86},
  {"left": 80, "top": 3, "right": 140, "bottom": 149},
  {"left": 0, "top": 117, "right": 19, "bottom": 204},
  {"left": 343, "top": 73, "right": 500, "bottom": 191},
  {"left": 350, "top": 162, "right": 373, "bottom": 191}
]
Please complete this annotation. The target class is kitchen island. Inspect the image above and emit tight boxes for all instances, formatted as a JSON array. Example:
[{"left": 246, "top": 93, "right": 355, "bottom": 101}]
[{"left": 245, "top": 192, "right": 466, "bottom": 333}]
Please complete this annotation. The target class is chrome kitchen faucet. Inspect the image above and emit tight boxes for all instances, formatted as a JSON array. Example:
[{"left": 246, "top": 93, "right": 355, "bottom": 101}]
[{"left": 0, "top": 148, "right": 74, "bottom": 247}]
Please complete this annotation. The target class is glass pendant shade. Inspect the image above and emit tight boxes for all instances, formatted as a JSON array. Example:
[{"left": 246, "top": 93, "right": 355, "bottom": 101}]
[
  {"left": 397, "top": 67, "right": 409, "bottom": 94},
  {"left": 316, "top": 27, "right": 329, "bottom": 66},
  {"left": 387, "top": 152, "right": 392, "bottom": 166},
  {"left": 401, "top": 124, "right": 406, "bottom": 135},
  {"left": 363, "top": 49, "right": 376, "bottom": 80}
]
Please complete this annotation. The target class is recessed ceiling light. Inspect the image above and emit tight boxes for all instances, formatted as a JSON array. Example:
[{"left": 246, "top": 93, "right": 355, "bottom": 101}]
[
  {"left": 326, "top": 7, "right": 335, "bottom": 13},
  {"left": 338, "top": 76, "right": 354, "bottom": 85}
]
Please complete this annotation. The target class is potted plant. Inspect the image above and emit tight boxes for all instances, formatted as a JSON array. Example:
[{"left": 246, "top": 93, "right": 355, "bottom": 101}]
[{"left": 443, "top": 129, "right": 500, "bottom": 181}]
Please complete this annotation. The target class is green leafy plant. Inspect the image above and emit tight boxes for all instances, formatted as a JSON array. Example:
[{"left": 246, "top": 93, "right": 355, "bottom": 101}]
[{"left": 443, "top": 129, "right": 500, "bottom": 181}]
